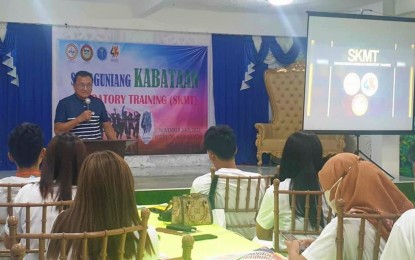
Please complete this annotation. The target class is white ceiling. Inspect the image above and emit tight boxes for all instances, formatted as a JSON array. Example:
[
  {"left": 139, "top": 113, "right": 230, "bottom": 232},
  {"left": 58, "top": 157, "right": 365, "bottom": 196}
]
[
  {"left": 166, "top": 0, "right": 381, "bottom": 14},
  {"left": 66, "top": 0, "right": 386, "bottom": 17},
  {"left": 3, "top": 0, "right": 413, "bottom": 36}
]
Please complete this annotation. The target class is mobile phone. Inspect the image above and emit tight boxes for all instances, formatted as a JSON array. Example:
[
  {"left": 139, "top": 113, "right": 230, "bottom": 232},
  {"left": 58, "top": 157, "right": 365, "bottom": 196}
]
[
  {"left": 166, "top": 224, "right": 196, "bottom": 232},
  {"left": 280, "top": 232, "right": 297, "bottom": 241},
  {"left": 281, "top": 232, "right": 307, "bottom": 253},
  {"left": 192, "top": 234, "right": 218, "bottom": 241}
]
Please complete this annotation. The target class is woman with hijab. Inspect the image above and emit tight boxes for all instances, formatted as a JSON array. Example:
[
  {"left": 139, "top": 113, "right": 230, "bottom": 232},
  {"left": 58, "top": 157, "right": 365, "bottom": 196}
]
[{"left": 285, "top": 152, "right": 413, "bottom": 260}]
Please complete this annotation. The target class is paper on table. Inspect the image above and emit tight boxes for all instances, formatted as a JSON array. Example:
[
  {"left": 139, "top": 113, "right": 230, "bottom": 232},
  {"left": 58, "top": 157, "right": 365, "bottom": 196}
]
[{"left": 205, "top": 247, "right": 287, "bottom": 260}]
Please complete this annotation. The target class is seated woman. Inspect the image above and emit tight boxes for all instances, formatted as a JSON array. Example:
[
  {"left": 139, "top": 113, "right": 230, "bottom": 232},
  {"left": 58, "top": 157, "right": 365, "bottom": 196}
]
[
  {"left": 380, "top": 208, "right": 415, "bottom": 259},
  {"left": 286, "top": 153, "right": 414, "bottom": 260},
  {"left": 4, "top": 132, "right": 86, "bottom": 252},
  {"left": 255, "top": 131, "right": 327, "bottom": 249},
  {"left": 47, "top": 150, "right": 159, "bottom": 259}
]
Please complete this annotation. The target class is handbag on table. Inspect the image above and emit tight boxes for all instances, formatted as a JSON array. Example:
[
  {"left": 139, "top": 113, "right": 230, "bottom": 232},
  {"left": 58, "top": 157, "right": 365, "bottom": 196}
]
[
  {"left": 158, "top": 175, "right": 219, "bottom": 226},
  {"left": 171, "top": 193, "right": 213, "bottom": 226},
  {"left": 167, "top": 175, "right": 219, "bottom": 226}
]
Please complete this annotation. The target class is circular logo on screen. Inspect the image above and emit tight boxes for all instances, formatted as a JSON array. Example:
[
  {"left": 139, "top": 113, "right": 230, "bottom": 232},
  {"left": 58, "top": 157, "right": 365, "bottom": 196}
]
[
  {"left": 343, "top": 73, "right": 360, "bottom": 96},
  {"left": 80, "top": 45, "right": 93, "bottom": 61},
  {"left": 352, "top": 94, "right": 369, "bottom": 116},
  {"left": 361, "top": 73, "right": 378, "bottom": 97}
]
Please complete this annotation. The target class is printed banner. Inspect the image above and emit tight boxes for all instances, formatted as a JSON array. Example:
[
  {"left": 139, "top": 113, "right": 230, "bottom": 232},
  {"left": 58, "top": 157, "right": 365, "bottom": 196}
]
[{"left": 54, "top": 40, "right": 208, "bottom": 155}]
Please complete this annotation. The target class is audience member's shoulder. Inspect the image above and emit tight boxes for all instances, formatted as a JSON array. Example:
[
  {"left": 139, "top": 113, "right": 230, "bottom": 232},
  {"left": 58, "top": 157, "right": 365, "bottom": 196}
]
[
  {"left": 14, "top": 182, "right": 41, "bottom": 203},
  {"left": 17, "top": 182, "right": 39, "bottom": 194},
  {"left": 194, "top": 172, "right": 211, "bottom": 180},
  {"left": 0, "top": 176, "right": 40, "bottom": 184},
  {"left": 192, "top": 172, "right": 211, "bottom": 185},
  {"left": 264, "top": 184, "right": 274, "bottom": 193},
  {"left": 0, "top": 176, "right": 11, "bottom": 183},
  {"left": 217, "top": 168, "right": 260, "bottom": 177},
  {"left": 240, "top": 170, "right": 261, "bottom": 177},
  {"left": 190, "top": 172, "right": 212, "bottom": 193},
  {"left": 276, "top": 178, "right": 291, "bottom": 190},
  {"left": 279, "top": 178, "right": 291, "bottom": 185},
  {"left": 397, "top": 209, "right": 415, "bottom": 223}
]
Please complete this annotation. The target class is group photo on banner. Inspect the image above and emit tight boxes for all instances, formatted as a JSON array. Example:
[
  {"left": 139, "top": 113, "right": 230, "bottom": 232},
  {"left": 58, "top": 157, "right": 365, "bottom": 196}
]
[{"left": 53, "top": 39, "right": 208, "bottom": 155}]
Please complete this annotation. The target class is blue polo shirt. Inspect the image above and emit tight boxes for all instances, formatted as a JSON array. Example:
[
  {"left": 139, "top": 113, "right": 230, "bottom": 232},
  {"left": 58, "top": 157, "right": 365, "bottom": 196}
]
[{"left": 54, "top": 94, "right": 110, "bottom": 140}]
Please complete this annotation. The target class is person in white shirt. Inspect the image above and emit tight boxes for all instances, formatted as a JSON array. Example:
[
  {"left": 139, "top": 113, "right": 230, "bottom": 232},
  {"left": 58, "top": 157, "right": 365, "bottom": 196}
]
[
  {"left": 285, "top": 153, "right": 414, "bottom": 260},
  {"left": 0, "top": 123, "right": 45, "bottom": 241},
  {"left": 3, "top": 132, "right": 87, "bottom": 260},
  {"left": 48, "top": 151, "right": 159, "bottom": 259},
  {"left": 255, "top": 131, "right": 327, "bottom": 249},
  {"left": 380, "top": 208, "right": 415, "bottom": 260},
  {"left": 191, "top": 125, "right": 265, "bottom": 239}
]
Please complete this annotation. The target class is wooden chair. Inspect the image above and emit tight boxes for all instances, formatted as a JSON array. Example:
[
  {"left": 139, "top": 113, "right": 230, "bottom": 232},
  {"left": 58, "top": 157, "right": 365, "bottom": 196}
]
[
  {"left": 254, "top": 62, "right": 345, "bottom": 166},
  {"left": 166, "top": 235, "right": 194, "bottom": 260},
  {"left": 335, "top": 199, "right": 401, "bottom": 260},
  {"left": 0, "top": 183, "right": 35, "bottom": 256},
  {"left": 210, "top": 167, "right": 272, "bottom": 239},
  {"left": 273, "top": 178, "right": 332, "bottom": 252},
  {"left": 0, "top": 200, "right": 73, "bottom": 256},
  {"left": 0, "top": 183, "right": 31, "bottom": 223},
  {"left": 8, "top": 208, "right": 151, "bottom": 260}
]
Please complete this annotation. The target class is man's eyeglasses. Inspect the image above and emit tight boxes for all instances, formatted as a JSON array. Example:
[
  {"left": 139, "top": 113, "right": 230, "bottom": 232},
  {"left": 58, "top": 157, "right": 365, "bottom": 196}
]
[{"left": 76, "top": 84, "right": 93, "bottom": 90}]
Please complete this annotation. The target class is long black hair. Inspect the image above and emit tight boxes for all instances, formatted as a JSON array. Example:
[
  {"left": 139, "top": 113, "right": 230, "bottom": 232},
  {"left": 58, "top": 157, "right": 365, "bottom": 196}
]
[{"left": 278, "top": 131, "right": 324, "bottom": 229}]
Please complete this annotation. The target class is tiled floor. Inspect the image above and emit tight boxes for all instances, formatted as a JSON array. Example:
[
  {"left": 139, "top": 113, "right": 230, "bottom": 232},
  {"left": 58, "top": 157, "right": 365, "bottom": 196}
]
[
  {"left": 133, "top": 165, "right": 278, "bottom": 190},
  {"left": 2, "top": 160, "right": 412, "bottom": 190},
  {"left": 124, "top": 154, "right": 279, "bottom": 189},
  {"left": 0, "top": 165, "right": 278, "bottom": 190}
]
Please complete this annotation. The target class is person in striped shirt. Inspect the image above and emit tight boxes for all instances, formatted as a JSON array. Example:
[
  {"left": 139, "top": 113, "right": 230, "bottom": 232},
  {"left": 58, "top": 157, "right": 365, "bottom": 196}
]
[{"left": 54, "top": 70, "right": 116, "bottom": 140}]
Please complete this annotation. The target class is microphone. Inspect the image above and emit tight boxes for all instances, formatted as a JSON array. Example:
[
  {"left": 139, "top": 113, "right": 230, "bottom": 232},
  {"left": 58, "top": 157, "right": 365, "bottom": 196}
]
[{"left": 85, "top": 98, "right": 91, "bottom": 110}]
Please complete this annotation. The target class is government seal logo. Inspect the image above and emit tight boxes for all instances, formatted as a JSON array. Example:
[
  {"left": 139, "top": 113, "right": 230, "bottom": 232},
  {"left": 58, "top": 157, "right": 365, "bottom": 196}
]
[
  {"left": 65, "top": 43, "right": 78, "bottom": 60},
  {"left": 97, "top": 47, "right": 107, "bottom": 61},
  {"left": 80, "top": 44, "right": 93, "bottom": 61}
]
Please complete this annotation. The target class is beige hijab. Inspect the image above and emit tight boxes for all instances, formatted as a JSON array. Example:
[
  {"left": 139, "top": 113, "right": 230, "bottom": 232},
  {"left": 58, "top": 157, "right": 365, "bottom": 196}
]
[{"left": 319, "top": 152, "right": 413, "bottom": 239}]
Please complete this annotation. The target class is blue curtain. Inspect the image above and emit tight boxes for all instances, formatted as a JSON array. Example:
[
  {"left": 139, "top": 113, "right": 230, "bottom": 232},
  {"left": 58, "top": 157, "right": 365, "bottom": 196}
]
[
  {"left": 213, "top": 35, "right": 306, "bottom": 164},
  {"left": 212, "top": 35, "right": 269, "bottom": 164},
  {"left": 245, "top": 36, "right": 306, "bottom": 69},
  {"left": 0, "top": 23, "right": 52, "bottom": 170}
]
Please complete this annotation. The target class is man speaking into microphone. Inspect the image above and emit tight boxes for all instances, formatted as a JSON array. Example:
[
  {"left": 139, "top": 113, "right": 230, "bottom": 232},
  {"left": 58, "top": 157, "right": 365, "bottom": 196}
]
[{"left": 54, "top": 70, "right": 116, "bottom": 140}]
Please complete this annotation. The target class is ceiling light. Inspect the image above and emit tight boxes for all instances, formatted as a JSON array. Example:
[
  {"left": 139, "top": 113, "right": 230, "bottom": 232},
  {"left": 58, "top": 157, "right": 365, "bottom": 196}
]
[{"left": 267, "top": 0, "right": 293, "bottom": 6}]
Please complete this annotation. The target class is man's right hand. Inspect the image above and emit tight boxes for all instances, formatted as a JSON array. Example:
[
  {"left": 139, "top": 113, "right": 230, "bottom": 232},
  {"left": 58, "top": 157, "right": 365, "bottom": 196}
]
[
  {"left": 54, "top": 110, "right": 94, "bottom": 135},
  {"left": 78, "top": 110, "right": 94, "bottom": 123}
]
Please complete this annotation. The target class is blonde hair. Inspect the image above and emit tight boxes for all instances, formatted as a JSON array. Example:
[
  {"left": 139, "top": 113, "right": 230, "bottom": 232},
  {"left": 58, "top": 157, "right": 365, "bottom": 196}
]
[{"left": 48, "top": 150, "right": 154, "bottom": 258}]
